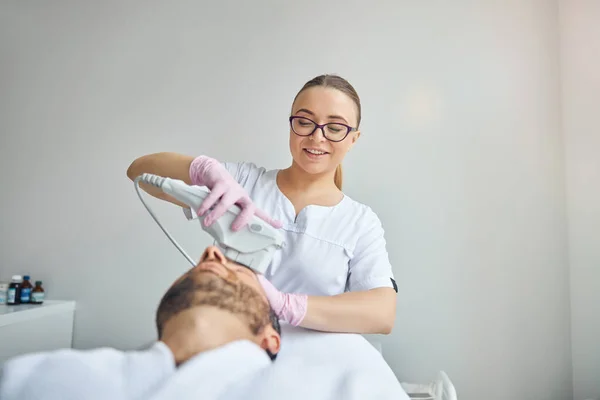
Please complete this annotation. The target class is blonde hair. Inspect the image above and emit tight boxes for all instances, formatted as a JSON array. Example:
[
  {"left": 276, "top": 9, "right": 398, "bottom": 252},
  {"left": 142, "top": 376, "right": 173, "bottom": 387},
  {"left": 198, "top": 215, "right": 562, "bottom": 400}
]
[
  {"left": 334, "top": 165, "right": 343, "bottom": 190},
  {"left": 293, "top": 74, "right": 361, "bottom": 191}
]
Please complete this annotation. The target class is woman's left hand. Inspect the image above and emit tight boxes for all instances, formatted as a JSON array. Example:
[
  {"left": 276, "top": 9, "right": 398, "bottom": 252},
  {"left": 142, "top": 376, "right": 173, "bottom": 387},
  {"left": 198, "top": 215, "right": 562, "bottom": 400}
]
[
  {"left": 257, "top": 275, "right": 396, "bottom": 334},
  {"left": 257, "top": 275, "right": 307, "bottom": 326}
]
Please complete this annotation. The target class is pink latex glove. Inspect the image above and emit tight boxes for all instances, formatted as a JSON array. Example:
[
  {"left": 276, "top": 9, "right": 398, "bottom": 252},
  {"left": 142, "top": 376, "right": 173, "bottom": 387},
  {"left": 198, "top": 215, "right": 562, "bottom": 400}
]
[
  {"left": 189, "top": 156, "right": 282, "bottom": 231},
  {"left": 257, "top": 275, "right": 308, "bottom": 326}
]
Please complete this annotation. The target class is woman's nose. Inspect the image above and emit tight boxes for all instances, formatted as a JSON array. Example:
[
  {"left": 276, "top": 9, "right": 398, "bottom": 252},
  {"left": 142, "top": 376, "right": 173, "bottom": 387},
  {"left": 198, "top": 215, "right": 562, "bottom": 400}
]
[{"left": 310, "top": 127, "right": 327, "bottom": 142}]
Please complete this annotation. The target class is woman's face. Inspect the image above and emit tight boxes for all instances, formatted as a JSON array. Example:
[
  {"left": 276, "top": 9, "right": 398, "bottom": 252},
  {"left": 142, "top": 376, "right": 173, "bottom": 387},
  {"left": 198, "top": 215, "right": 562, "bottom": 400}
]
[{"left": 289, "top": 86, "right": 360, "bottom": 178}]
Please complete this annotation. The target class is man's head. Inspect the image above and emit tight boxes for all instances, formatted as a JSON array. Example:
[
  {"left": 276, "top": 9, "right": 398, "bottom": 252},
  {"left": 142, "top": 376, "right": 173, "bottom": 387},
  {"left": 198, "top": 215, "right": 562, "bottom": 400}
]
[{"left": 156, "top": 246, "right": 281, "bottom": 360}]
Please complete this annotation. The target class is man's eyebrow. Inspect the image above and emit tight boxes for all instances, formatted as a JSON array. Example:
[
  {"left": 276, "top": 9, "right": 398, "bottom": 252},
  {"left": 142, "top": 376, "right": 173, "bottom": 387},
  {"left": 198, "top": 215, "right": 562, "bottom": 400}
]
[
  {"left": 228, "top": 259, "right": 257, "bottom": 275},
  {"left": 238, "top": 265, "right": 256, "bottom": 275}
]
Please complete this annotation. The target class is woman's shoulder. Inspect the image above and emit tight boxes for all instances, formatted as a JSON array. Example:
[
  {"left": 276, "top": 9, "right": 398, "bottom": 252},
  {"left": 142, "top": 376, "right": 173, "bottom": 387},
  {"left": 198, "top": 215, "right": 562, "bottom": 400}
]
[
  {"left": 310, "top": 194, "right": 386, "bottom": 248},
  {"left": 304, "top": 194, "right": 388, "bottom": 254},
  {"left": 337, "top": 194, "right": 383, "bottom": 226},
  {"left": 220, "top": 160, "right": 278, "bottom": 188},
  {"left": 221, "top": 160, "right": 268, "bottom": 176}
]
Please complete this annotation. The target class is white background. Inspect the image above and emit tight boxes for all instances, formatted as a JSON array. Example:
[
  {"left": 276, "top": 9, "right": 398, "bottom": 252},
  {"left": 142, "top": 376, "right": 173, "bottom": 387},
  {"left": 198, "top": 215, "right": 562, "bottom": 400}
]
[
  {"left": 1, "top": 1, "right": 598, "bottom": 399},
  {"left": 560, "top": 1, "right": 600, "bottom": 399}
]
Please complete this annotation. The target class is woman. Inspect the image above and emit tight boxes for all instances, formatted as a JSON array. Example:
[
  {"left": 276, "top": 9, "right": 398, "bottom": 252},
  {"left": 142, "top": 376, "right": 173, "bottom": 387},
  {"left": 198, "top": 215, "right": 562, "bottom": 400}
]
[{"left": 127, "top": 74, "right": 397, "bottom": 334}]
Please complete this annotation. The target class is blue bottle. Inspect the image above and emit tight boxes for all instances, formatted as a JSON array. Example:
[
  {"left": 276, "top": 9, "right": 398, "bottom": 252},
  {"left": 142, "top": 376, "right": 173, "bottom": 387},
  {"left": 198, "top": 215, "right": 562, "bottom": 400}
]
[{"left": 20, "top": 275, "right": 33, "bottom": 303}]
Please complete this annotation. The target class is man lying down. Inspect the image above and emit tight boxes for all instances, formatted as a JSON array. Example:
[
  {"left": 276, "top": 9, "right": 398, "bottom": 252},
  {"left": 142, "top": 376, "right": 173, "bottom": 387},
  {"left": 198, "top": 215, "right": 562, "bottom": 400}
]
[{"left": 0, "top": 246, "right": 409, "bottom": 400}]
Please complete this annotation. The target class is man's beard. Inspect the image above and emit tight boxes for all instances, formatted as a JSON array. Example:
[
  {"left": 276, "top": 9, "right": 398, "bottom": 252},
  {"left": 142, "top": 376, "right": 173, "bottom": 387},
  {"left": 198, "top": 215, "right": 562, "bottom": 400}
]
[{"left": 156, "top": 271, "right": 271, "bottom": 337}]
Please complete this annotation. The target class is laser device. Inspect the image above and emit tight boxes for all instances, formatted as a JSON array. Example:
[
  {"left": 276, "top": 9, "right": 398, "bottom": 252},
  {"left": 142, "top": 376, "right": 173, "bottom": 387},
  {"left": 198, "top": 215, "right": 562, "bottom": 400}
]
[{"left": 134, "top": 173, "right": 285, "bottom": 274}]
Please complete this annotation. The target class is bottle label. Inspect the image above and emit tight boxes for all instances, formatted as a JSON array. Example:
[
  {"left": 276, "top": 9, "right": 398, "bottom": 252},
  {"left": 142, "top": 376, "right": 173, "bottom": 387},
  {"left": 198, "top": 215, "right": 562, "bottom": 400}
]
[
  {"left": 7, "top": 288, "right": 16, "bottom": 303},
  {"left": 32, "top": 292, "right": 45, "bottom": 303},
  {"left": 21, "top": 288, "right": 31, "bottom": 302}
]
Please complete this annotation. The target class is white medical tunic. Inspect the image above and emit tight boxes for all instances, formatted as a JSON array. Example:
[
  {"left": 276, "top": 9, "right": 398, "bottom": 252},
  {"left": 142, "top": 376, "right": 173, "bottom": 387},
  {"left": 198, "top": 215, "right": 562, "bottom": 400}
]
[{"left": 198, "top": 161, "right": 398, "bottom": 296}]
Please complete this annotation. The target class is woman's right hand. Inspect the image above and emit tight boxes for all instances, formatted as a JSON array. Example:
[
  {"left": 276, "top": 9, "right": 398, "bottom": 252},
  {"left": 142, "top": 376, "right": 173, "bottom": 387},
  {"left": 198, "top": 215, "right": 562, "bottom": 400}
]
[
  {"left": 190, "top": 156, "right": 282, "bottom": 231},
  {"left": 127, "top": 152, "right": 282, "bottom": 231}
]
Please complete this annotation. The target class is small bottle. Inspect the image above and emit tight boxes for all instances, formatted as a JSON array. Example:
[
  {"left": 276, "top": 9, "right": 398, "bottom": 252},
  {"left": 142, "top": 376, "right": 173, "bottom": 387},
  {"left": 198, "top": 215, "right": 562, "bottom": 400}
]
[
  {"left": 7, "top": 275, "right": 23, "bottom": 305},
  {"left": 20, "top": 275, "right": 33, "bottom": 304},
  {"left": 31, "top": 281, "right": 45, "bottom": 304}
]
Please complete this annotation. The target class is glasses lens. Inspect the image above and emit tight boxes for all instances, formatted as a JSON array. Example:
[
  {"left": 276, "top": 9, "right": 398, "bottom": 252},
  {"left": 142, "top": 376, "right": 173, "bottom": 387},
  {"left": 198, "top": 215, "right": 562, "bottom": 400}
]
[
  {"left": 291, "top": 117, "right": 315, "bottom": 136},
  {"left": 324, "top": 123, "right": 349, "bottom": 141}
]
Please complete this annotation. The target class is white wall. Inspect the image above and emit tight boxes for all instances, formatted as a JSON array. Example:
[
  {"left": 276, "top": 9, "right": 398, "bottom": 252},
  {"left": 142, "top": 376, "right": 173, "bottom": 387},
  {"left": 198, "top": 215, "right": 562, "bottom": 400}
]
[
  {"left": 0, "top": 2, "right": 573, "bottom": 399},
  {"left": 559, "top": 1, "right": 600, "bottom": 399}
]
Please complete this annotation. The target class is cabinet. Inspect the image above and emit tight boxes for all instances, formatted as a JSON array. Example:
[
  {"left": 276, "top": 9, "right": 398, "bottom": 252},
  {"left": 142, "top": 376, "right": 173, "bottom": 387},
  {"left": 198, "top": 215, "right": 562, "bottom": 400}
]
[{"left": 0, "top": 300, "right": 75, "bottom": 365}]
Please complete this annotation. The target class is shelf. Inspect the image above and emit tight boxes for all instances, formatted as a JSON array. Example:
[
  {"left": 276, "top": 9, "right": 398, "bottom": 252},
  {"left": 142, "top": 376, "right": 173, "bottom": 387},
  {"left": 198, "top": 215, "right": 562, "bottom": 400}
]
[{"left": 0, "top": 300, "right": 76, "bottom": 328}]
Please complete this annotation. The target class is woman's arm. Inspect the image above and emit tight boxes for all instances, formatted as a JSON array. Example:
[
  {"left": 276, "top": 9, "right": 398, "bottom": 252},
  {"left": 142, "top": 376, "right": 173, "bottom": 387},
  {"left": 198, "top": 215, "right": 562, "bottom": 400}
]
[
  {"left": 127, "top": 153, "right": 282, "bottom": 229},
  {"left": 257, "top": 206, "right": 398, "bottom": 334},
  {"left": 300, "top": 287, "right": 396, "bottom": 334},
  {"left": 257, "top": 276, "right": 397, "bottom": 335},
  {"left": 299, "top": 207, "right": 398, "bottom": 334},
  {"left": 126, "top": 152, "right": 195, "bottom": 208}
]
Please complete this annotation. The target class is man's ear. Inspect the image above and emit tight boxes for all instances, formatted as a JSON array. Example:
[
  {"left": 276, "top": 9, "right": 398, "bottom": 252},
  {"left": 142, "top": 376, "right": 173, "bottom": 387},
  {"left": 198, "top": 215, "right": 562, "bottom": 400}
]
[{"left": 259, "top": 326, "right": 281, "bottom": 357}]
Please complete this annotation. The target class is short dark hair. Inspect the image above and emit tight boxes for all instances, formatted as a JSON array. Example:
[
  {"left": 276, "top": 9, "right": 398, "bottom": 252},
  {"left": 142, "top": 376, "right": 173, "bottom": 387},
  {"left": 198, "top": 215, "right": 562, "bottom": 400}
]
[{"left": 155, "top": 273, "right": 282, "bottom": 361}]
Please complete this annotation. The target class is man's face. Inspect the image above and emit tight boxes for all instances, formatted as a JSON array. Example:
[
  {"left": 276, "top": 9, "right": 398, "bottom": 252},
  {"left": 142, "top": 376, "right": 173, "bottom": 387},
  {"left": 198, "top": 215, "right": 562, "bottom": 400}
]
[{"left": 155, "top": 246, "right": 280, "bottom": 357}]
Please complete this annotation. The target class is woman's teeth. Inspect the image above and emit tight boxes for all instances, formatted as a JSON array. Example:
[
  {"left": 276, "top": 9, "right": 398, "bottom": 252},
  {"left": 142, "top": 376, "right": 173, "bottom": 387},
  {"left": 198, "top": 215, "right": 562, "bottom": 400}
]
[{"left": 305, "top": 149, "right": 327, "bottom": 155}]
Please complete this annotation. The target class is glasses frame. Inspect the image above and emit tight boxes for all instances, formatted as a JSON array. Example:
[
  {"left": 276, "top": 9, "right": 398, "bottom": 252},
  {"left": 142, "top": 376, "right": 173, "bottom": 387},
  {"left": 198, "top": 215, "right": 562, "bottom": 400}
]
[{"left": 289, "top": 116, "right": 357, "bottom": 143}]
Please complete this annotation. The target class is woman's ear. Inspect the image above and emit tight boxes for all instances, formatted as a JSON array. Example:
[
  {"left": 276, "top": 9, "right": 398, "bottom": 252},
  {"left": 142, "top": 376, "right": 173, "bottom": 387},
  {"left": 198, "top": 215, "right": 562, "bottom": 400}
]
[
  {"left": 352, "top": 130, "right": 361, "bottom": 143},
  {"left": 348, "top": 130, "right": 360, "bottom": 151}
]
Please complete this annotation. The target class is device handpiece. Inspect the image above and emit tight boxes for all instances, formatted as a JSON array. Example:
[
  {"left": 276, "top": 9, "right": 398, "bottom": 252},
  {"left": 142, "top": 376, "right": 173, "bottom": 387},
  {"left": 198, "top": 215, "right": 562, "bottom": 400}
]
[
  {"left": 139, "top": 173, "right": 209, "bottom": 212},
  {"left": 135, "top": 173, "right": 285, "bottom": 275}
]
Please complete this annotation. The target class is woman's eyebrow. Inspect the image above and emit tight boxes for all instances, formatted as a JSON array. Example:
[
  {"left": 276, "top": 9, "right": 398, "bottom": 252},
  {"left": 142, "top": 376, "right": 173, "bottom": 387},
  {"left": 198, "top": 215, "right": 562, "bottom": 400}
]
[
  {"left": 294, "top": 108, "right": 348, "bottom": 123},
  {"left": 295, "top": 108, "right": 314, "bottom": 116}
]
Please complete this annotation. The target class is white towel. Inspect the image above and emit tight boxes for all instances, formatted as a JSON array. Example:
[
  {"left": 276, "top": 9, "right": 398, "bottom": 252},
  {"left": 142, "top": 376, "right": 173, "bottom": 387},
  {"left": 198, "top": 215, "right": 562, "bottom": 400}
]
[{"left": 0, "top": 324, "right": 409, "bottom": 400}]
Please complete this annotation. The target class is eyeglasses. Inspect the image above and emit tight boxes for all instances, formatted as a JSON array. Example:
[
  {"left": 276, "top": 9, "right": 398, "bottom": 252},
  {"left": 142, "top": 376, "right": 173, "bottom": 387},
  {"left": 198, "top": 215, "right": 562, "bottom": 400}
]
[{"left": 289, "top": 116, "right": 356, "bottom": 142}]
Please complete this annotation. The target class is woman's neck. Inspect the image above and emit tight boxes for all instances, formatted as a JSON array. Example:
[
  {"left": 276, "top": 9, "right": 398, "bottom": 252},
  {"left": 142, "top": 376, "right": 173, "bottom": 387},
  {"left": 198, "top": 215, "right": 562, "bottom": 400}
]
[{"left": 279, "top": 162, "right": 338, "bottom": 193}]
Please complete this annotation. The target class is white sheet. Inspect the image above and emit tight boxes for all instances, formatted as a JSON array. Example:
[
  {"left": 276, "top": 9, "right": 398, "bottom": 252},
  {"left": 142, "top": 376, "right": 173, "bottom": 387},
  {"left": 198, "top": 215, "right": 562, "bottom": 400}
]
[
  {"left": 0, "top": 323, "right": 409, "bottom": 400},
  {"left": 233, "top": 323, "right": 410, "bottom": 400}
]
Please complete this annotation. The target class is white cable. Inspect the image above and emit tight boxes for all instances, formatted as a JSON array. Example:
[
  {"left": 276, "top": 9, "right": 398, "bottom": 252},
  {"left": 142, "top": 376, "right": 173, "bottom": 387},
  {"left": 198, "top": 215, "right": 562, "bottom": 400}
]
[{"left": 134, "top": 176, "right": 196, "bottom": 267}]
